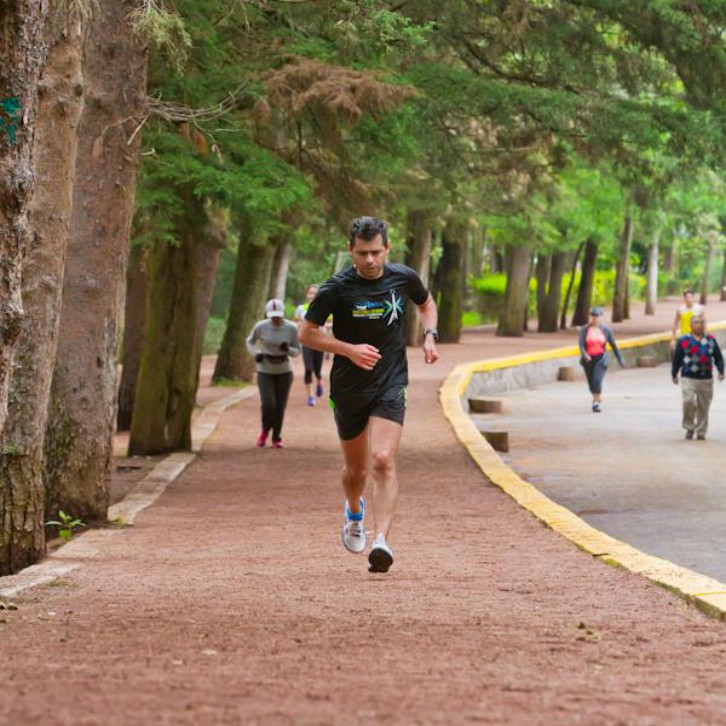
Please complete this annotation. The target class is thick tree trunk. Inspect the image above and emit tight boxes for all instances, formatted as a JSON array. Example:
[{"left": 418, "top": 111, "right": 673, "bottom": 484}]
[
  {"left": 645, "top": 227, "right": 661, "bottom": 315},
  {"left": 612, "top": 211, "right": 633, "bottom": 323},
  {"left": 0, "top": 0, "right": 48, "bottom": 437},
  {"left": 213, "top": 219, "right": 275, "bottom": 382},
  {"left": 497, "top": 245, "right": 530, "bottom": 337},
  {"left": 0, "top": 6, "right": 81, "bottom": 575},
  {"left": 437, "top": 222, "right": 465, "bottom": 343},
  {"left": 129, "top": 195, "right": 210, "bottom": 456},
  {"left": 572, "top": 238, "right": 598, "bottom": 327},
  {"left": 45, "top": 0, "right": 147, "bottom": 521},
  {"left": 268, "top": 236, "right": 291, "bottom": 302},
  {"left": 404, "top": 209, "right": 432, "bottom": 346},
  {"left": 700, "top": 240, "right": 715, "bottom": 306},
  {"left": 116, "top": 244, "right": 148, "bottom": 432},
  {"left": 560, "top": 243, "right": 584, "bottom": 329},
  {"left": 538, "top": 250, "right": 565, "bottom": 333}
]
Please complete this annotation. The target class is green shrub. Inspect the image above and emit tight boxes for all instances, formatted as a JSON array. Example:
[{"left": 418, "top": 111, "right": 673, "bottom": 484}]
[{"left": 203, "top": 316, "right": 227, "bottom": 355}]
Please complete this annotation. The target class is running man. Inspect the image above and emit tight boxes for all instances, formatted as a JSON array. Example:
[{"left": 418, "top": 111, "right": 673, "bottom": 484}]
[
  {"left": 299, "top": 216, "right": 439, "bottom": 573},
  {"left": 671, "top": 290, "right": 704, "bottom": 351},
  {"left": 672, "top": 313, "right": 724, "bottom": 440},
  {"left": 295, "top": 284, "right": 326, "bottom": 406}
]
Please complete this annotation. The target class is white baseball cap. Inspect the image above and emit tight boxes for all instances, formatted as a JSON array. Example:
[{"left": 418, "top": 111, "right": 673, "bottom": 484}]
[{"left": 265, "top": 298, "right": 284, "bottom": 318}]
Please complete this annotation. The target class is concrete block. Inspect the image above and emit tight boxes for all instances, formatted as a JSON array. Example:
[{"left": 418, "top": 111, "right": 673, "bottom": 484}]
[
  {"left": 482, "top": 430, "right": 509, "bottom": 452},
  {"left": 468, "top": 398, "right": 504, "bottom": 414},
  {"left": 557, "top": 366, "right": 580, "bottom": 382},
  {"left": 637, "top": 355, "right": 658, "bottom": 368}
]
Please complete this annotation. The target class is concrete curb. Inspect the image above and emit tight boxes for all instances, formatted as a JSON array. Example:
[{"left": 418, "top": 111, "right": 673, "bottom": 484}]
[
  {"left": 441, "top": 326, "right": 726, "bottom": 621},
  {"left": 0, "top": 386, "right": 257, "bottom": 599}
]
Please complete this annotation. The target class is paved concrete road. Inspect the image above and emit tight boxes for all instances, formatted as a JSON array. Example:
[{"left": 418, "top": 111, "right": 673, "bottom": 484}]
[{"left": 478, "top": 364, "right": 726, "bottom": 582}]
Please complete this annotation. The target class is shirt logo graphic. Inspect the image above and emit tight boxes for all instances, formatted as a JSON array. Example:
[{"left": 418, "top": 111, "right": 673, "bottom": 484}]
[
  {"left": 384, "top": 291, "right": 403, "bottom": 326},
  {"left": 351, "top": 290, "right": 404, "bottom": 324}
]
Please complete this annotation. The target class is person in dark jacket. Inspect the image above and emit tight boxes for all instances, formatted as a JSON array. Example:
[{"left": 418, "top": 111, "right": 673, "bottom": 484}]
[
  {"left": 672, "top": 313, "right": 724, "bottom": 440},
  {"left": 578, "top": 307, "right": 624, "bottom": 412}
]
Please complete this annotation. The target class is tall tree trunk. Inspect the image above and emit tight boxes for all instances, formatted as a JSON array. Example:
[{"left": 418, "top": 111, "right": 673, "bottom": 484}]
[
  {"left": 489, "top": 244, "right": 503, "bottom": 274},
  {"left": 129, "top": 194, "right": 210, "bottom": 456},
  {"left": 560, "top": 242, "right": 584, "bottom": 329},
  {"left": 117, "top": 244, "right": 148, "bottom": 432},
  {"left": 572, "top": 238, "right": 598, "bottom": 327},
  {"left": 0, "top": 5, "right": 81, "bottom": 575},
  {"left": 497, "top": 245, "right": 530, "bottom": 337},
  {"left": 469, "top": 222, "right": 485, "bottom": 279},
  {"left": 0, "top": 0, "right": 48, "bottom": 437},
  {"left": 645, "top": 226, "right": 661, "bottom": 315},
  {"left": 213, "top": 218, "right": 275, "bottom": 382},
  {"left": 720, "top": 247, "right": 726, "bottom": 302},
  {"left": 404, "top": 209, "right": 432, "bottom": 346},
  {"left": 535, "top": 254, "right": 549, "bottom": 326},
  {"left": 612, "top": 211, "right": 633, "bottom": 323},
  {"left": 538, "top": 250, "right": 565, "bottom": 333},
  {"left": 195, "top": 233, "right": 224, "bottom": 376},
  {"left": 268, "top": 236, "right": 291, "bottom": 302},
  {"left": 663, "top": 245, "right": 675, "bottom": 276},
  {"left": 700, "top": 240, "right": 715, "bottom": 306},
  {"left": 45, "top": 0, "right": 147, "bottom": 522},
  {"left": 438, "top": 222, "right": 465, "bottom": 343}
]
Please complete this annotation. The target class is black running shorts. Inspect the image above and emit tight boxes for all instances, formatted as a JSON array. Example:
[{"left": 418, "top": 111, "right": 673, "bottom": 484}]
[{"left": 330, "top": 385, "right": 407, "bottom": 441}]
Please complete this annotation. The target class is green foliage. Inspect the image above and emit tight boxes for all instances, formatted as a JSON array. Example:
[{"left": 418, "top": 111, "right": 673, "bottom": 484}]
[{"left": 45, "top": 511, "right": 86, "bottom": 542}]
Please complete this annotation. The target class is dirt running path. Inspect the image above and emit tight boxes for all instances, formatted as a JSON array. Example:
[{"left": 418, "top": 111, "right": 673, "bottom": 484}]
[{"left": 4, "top": 300, "right": 726, "bottom": 725}]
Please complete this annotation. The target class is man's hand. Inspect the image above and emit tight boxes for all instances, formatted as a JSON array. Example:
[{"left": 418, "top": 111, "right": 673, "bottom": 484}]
[
  {"left": 348, "top": 343, "right": 381, "bottom": 371},
  {"left": 672, "top": 375, "right": 679, "bottom": 385},
  {"left": 669, "top": 339, "right": 676, "bottom": 351},
  {"left": 255, "top": 353, "right": 264, "bottom": 363},
  {"left": 279, "top": 341, "right": 289, "bottom": 353},
  {"left": 423, "top": 338, "right": 439, "bottom": 364}
]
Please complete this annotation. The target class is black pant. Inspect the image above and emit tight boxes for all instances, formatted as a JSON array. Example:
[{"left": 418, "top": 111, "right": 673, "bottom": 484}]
[
  {"left": 257, "top": 372, "right": 293, "bottom": 440},
  {"left": 583, "top": 354, "right": 607, "bottom": 395},
  {"left": 302, "top": 346, "right": 324, "bottom": 385}
]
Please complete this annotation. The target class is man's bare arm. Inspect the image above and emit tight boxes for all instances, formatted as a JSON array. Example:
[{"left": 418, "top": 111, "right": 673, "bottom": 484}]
[
  {"left": 417, "top": 294, "right": 440, "bottom": 364},
  {"left": 299, "top": 320, "right": 381, "bottom": 371}
]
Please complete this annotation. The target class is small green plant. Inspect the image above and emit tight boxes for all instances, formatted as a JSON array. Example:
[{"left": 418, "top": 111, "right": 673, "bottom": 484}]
[{"left": 46, "top": 511, "right": 86, "bottom": 541}]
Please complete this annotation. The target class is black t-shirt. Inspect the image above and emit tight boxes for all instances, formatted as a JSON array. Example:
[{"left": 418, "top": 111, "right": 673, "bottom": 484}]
[{"left": 305, "top": 263, "right": 429, "bottom": 395}]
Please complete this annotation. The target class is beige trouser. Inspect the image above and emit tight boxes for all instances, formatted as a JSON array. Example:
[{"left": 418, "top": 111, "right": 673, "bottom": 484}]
[{"left": 681, "top": 377, "right": 714, "bottom": 435}]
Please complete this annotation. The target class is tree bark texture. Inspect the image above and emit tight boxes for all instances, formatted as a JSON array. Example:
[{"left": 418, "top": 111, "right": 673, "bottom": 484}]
[
  {"left": 538, "top": 251, "right": 565, "bottom": 333},
  {"left": 437, "top": 222, "right": 465, "bottom": 344},
  {"left": 644, "top": 227, "right": 661, "bottom": 315},
  {"left": 700, "top": 241, "right": 715, "bottom": 306},
  {"left": 268, "top": 236, "right": 291, "bottom": 302},
  {"left": 116, "top": 244, "right": 148, "bottom": 432},
  {"left": 129, "top": 194, "right": 211, "bottom": 456},
  {"left": 663, "top": 244, "right": 675, "bottom": 276},
  {"left": 404, "top": 209, "right": 432, "bottom": 346},
  {"left": 213, "top": 219, "right": 275, "bottom": 383},
  {"left": 0, "top": 0, "right": 48, "bottom": 437},
  {"left": 535, "top": 254, "right": 548, "bottom": 325},
  {"left": 560, "top": 243, "right": 583, "bottom": 329},
  {"left": 572, "top": 238, "right": 598, "bottom": 327},
  {"left": 0, "top": 3, "right": 81, "bottom": 575},
  {"left": 45, "top": 0, "right": 147, "bottom": 521},
  {"left": 612, "top": 211, "right": 633, "bottom": 323},
  {"left": 497, "top": 245, "right": 530, "bottom": 337}
]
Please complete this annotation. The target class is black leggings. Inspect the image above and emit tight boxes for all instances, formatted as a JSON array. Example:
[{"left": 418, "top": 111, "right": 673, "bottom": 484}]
[
  {"left": 302, "top": 346, "right": 324, "bottom": 385},
  {"left": 257, "top": 372, "right": 293, "bottom": 440},
  {"left": 583, "top": 354, "right": 607, "bottom": 395}
]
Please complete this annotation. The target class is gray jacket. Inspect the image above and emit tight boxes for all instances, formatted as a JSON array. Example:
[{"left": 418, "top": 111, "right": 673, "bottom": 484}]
[
  {"left": 246, "top": 319, "right": 301, "bottom": 374},
  {"left": 578, "top": 324, "right": 624, "bottom": 367}
]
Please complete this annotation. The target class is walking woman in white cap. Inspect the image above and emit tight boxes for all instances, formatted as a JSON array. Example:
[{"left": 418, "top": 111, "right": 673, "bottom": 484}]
[{"left": 246, "top": 299, "right": 301, "bottom": 448}]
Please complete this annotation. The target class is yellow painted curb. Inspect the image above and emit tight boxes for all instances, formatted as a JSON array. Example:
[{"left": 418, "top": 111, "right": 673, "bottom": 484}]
[{"left": 441, "top": 325, "right": 726, "bottom": 621}]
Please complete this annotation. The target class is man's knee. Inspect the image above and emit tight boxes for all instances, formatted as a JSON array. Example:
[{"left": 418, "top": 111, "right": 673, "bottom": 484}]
[{"left": 371, "top": 449, "right": 395, "bottom": 475}]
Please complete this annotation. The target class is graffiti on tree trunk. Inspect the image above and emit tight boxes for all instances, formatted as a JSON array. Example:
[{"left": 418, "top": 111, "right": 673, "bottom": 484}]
[{"left": 0, "top": 97, "right": 21, "bottom": 146}]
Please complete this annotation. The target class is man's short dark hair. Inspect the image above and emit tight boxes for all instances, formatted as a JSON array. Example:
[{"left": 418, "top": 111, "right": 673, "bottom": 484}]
[
  {"left": 684, "top": 289, "right": 695, "bottom": 296},
  {"left": 348, "top": 216, "right": 388, "bottom": 245}
]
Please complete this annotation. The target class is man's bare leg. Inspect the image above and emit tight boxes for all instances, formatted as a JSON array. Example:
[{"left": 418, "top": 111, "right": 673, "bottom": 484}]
[
  {"left": 339, "top": 426, "right": 369, "bottom": 515},
  {"left": 368, "top": 416, "right": 403, "bottom": 540}
]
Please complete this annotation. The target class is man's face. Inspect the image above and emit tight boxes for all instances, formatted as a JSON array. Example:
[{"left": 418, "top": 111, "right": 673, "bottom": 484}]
[
  {"left": 349, "top": 234, "right": 390, "bottom": 279},
  {"left": 684, "top": 292, "right": 695, "bottom": 306},
  {"left": 691, "top": 316, "right": 705, "bottom": 336},
  {"left": 306, "top": 286, "right": 318, "bottom": 303}
]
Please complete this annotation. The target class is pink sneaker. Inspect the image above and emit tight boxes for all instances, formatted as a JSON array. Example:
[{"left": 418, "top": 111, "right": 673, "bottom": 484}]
[
  {"left": 255, "top": 430, "right": 268, "bottom": 448},
  {"left": 272, "top": 439, "right": 283, "bottom": 449}
]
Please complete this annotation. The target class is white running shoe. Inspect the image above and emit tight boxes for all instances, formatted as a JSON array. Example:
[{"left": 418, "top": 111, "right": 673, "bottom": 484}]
[
  {"left": 368, "top": 533, "right": 394, "bottom": 573},
  {"left": 341, "top": 499, "right": 367, "bottom": 554}
]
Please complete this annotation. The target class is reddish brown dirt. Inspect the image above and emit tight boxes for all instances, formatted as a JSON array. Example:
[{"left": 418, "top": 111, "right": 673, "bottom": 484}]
[{"left": 4, "top": 300, "right": 726, "bottom": 725}]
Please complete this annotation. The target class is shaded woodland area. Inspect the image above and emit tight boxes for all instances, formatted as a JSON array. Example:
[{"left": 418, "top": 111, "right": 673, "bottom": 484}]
[{"left": 2, "top": 0, "right": 726, "bottom": 574}]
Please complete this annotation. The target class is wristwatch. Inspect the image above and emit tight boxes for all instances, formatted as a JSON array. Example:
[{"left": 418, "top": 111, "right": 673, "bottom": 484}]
[{"left": 423, "top": 328, "right": 439, "bottom": 342}]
